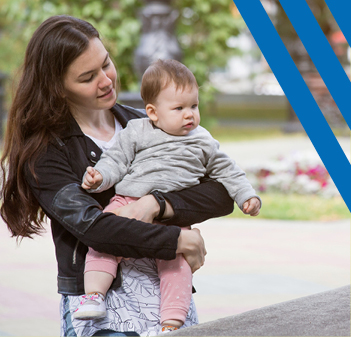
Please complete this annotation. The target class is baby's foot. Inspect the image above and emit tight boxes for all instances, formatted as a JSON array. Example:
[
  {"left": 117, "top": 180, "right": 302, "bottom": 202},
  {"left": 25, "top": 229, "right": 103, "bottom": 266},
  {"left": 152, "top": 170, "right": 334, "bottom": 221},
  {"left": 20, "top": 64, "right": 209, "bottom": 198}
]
[
  {"left": 73, "top": 292, "right": 106, "bottom": 320},
  {"left": 161, "top": 325, "right": 179, "bottom": 333}
]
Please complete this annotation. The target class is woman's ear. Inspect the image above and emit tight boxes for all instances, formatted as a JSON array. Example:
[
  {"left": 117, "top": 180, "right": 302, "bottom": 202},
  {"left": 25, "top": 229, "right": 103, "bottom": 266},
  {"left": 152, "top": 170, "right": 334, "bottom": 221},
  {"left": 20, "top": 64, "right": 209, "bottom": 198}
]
[{"left": 146, "top": 103, "right": 158, "bottom": 122}]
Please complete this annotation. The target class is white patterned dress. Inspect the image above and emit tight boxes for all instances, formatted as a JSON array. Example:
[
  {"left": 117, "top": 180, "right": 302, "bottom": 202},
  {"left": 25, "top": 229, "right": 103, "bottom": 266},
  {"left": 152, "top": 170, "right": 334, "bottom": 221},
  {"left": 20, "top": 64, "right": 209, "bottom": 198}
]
[{"left": 60, "top": 258, "right": 198, "bottom": 336}]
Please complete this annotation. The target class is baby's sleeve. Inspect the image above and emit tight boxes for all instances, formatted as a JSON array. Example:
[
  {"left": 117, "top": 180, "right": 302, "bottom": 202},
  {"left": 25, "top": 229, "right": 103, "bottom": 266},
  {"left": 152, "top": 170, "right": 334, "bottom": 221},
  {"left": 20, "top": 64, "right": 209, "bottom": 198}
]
[
  {"left": 91, "top": 121, "right": 139, "bottom": 192},
  {"left": 205, "top": 135, "right": 260, "bottom": 210}
]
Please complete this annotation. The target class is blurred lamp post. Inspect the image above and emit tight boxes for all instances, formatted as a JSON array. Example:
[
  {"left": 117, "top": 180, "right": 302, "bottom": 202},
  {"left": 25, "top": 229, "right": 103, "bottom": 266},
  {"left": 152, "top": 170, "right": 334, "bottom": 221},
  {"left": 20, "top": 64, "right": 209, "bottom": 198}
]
[
  {"left": 134, "top": 0, "right": 182, "bottom": 78},
  {"left": 118, "top": 0, "right": 182, "bottom": 108}
]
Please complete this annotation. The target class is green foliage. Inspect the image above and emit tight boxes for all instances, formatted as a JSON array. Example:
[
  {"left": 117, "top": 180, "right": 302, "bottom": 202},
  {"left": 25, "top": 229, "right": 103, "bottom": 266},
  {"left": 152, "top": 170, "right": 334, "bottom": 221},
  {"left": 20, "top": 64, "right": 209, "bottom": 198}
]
[
  {"left": 0, "top": 0, "right": 243, "bottom": 119},
  {"left": 0, "top": 0, "right": 143, "bottom": 92},
  {"left": 230, "top": 193, "right": 350, "bottom": 221}
]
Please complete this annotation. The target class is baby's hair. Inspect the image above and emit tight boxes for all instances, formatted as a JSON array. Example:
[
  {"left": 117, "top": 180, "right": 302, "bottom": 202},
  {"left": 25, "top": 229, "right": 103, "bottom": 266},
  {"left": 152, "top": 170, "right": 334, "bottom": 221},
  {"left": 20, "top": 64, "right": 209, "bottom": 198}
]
[{"left": 141, "top": 59, "right": 198, "bottom": 105}]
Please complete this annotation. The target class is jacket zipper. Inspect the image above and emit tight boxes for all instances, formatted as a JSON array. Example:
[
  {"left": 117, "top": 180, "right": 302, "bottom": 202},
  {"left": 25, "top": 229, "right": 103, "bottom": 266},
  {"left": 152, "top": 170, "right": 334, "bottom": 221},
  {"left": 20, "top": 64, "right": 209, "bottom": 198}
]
[{"left": 73, "top": 239, "right": 79, "bottom": 265}]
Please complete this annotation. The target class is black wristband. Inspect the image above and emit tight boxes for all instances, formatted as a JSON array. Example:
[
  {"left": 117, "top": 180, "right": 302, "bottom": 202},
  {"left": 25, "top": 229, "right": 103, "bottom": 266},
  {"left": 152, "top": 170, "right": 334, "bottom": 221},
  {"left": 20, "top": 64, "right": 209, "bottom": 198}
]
[{"left": 150, "top": 190, "right": 166, "bottom": 221}]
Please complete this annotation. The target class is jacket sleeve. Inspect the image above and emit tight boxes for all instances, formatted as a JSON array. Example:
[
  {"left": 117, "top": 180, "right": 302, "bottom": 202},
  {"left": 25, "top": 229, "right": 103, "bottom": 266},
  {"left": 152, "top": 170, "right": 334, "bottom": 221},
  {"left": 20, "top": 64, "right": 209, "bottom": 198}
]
[
  {"left": 161, "top": 178, "right": 234, "bottom": 227},
  {"left": 25, "top": 142, "right": 181, "bottom": 260}
]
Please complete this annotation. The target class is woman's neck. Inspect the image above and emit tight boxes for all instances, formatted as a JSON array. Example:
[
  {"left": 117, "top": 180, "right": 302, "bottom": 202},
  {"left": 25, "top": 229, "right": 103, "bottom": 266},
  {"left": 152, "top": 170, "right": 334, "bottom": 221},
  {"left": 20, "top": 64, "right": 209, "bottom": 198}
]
[{"left": 74, "top": 109, "right": 115, "bottom": 142}]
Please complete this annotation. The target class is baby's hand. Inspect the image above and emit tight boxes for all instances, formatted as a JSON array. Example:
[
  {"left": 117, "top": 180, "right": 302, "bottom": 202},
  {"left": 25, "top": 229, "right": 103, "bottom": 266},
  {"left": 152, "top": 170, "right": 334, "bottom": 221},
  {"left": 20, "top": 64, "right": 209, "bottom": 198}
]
[
  {"left": 82, "top": 166, "right": 103, "bottom": 190},
  {"left": 242, "top": 197, "right": 261, "bottom": 216}
]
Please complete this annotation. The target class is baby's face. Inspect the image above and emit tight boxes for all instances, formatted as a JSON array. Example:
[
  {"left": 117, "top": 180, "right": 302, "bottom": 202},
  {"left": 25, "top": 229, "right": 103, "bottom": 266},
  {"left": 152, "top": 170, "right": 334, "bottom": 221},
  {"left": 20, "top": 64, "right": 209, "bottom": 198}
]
[{"left": 152, "top": 82, "right": 200, "bottom": 136}]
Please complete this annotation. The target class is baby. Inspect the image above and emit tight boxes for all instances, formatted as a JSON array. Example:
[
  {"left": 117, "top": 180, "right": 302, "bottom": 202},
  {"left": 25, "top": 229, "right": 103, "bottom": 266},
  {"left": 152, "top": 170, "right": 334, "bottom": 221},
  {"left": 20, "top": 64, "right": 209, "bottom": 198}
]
[{"left": 76, "top": 59, "right": 261, "bottom": 333}]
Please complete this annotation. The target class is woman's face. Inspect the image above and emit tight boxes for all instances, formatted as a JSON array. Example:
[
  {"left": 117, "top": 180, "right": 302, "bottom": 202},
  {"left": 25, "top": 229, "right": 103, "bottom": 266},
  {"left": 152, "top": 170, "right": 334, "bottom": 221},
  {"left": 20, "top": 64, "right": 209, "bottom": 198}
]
[{"left": 63, "top": 37, "right": 117, "bottom": 115}]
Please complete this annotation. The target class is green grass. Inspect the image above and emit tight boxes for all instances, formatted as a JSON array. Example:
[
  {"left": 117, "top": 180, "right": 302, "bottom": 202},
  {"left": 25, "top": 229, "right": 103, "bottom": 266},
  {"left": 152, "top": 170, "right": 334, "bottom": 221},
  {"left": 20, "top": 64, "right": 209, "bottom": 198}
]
[
  {"left": 230, "top": 193, "right": 350, "bottom": 221},
  {"left": 210, "top": 125, "right": 288, "bottom": 142},
  {"left": 209, "top": 123, "right": 349, "bottom": 143}
]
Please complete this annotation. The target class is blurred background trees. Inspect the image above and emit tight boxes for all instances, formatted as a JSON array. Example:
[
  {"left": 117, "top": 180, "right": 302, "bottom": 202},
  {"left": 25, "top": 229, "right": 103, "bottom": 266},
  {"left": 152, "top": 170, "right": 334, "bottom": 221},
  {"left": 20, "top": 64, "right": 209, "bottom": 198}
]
[
  {"left": 0, "top": 0, "right": 243, "bottom": 114},
  {"left": 274, "top": 0, "right": 349, "bottom": 128},
  {"left": 1, "top": 0, "right": 348, "bottom": 130}
]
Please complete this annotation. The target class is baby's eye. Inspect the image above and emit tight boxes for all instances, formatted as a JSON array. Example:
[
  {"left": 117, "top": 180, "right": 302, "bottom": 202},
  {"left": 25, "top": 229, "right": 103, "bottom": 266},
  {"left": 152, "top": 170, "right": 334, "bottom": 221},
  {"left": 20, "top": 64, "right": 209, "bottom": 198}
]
[
  {"left": 192, "top": 104, "right": 198, "bottom": 109},
  {"left": 175, "top": 107, "right": 183, "bottom": 111}
]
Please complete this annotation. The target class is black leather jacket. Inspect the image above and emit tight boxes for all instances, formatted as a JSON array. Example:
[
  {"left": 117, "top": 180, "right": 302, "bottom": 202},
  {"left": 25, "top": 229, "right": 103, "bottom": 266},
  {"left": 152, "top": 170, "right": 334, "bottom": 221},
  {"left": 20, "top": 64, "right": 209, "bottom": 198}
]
[{"left": 25, "top": 103, "right": 234, "bottom": 295}]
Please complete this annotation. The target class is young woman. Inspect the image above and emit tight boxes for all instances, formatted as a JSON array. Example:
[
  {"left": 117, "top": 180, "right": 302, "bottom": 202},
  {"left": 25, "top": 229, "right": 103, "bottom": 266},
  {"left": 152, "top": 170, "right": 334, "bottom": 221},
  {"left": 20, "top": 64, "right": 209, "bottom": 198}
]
[{"left": 0, "top": 15, "right": 234, "bottom": 336}]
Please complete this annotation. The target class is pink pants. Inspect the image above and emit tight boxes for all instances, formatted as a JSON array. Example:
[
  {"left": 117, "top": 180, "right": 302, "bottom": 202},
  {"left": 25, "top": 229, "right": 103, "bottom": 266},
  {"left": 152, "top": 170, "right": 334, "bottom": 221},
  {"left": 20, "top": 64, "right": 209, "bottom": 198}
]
[{"left": 85, "top": 195, "right": 192, "bottom": 324}]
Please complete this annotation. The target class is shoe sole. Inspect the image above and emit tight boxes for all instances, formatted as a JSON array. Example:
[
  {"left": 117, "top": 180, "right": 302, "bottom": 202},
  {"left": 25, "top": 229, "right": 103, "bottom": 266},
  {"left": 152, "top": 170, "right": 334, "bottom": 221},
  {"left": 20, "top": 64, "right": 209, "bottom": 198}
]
[{"left": 73, "top": 311, "right": 107, "bottom": 320}]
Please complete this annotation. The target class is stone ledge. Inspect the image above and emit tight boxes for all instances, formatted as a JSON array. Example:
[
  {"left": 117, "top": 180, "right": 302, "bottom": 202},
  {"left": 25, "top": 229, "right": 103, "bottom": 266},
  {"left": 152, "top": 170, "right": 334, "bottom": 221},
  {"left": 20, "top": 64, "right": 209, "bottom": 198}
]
[{"left": 162, "top": 285, "right": 350, "bottom": 337}]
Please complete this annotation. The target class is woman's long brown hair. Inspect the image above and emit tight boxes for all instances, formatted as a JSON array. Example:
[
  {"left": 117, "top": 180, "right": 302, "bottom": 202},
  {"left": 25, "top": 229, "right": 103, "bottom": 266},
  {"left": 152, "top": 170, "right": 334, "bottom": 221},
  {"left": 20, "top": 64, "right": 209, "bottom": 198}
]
[{"left": 0, "top": 15, "right": 99, "bottom": 239}]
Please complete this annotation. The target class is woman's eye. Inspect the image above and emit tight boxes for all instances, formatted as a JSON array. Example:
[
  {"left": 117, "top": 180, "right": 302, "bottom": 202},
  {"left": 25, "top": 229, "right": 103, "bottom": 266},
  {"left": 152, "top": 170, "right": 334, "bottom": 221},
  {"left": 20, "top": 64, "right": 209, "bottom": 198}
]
[
  {"left": 103, "top": 62, "right": 110, "bottom": 69},
  {"left": 82, "top": 75, "right": 94, "bottom": 83}
]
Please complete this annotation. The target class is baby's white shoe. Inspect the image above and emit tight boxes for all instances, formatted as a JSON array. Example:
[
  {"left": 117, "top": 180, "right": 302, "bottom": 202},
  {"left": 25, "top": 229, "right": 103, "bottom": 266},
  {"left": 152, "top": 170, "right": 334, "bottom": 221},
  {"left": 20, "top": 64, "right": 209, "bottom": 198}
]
[{"left": 73, "top": 292, "right": 106, "bottom": 320}]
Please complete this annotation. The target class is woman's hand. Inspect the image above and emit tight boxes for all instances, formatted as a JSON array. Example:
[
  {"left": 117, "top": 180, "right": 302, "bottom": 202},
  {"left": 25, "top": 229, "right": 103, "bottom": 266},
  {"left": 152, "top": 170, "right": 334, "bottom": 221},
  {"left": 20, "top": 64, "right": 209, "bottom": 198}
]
[
  {"left": 110, "top": 194, "right": 174, "bottom": 223},
  {"left": 176, "top": 228, "right": 207, "bottom": 273}
]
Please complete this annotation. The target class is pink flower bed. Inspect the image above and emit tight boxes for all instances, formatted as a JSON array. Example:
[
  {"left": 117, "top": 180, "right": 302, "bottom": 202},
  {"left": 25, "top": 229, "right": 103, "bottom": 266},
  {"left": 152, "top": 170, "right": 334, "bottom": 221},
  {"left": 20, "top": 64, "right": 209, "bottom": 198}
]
[{"left": 246, "top": 153, "right": 339, "bottom": 197}]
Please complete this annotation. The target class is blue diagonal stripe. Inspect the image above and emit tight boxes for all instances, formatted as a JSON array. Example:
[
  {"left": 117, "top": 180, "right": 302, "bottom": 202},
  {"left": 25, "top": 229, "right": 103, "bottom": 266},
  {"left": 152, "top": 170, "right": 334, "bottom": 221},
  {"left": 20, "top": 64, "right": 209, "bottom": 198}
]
[
  {"left": 279, "top": 0, "right": 351, "bottom": 129},
  {"left": 233, "top": 0, "right": 351, "bottom": 211},
  {"left": 324, "top": 0, "right": 351, "bottom": 47}
]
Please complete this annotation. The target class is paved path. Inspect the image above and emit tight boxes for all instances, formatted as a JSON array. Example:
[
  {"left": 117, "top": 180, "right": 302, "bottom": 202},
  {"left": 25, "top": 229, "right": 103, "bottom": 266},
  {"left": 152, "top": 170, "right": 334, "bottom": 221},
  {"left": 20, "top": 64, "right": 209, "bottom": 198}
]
[
  {"left": 0, "top": 217, "right": 349, "bottom": 337},
  {"left": 0, "top": 222, "right": 61, "bottom": 337},
  {"left": 192, "top": 217, "right": 350, "bottom": 324},
  {"left": 220, "top": 134, "right": 350, "bottom": 169},
  {"left": 0, "top": 135, "right": 350, "bottom": 336}
]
